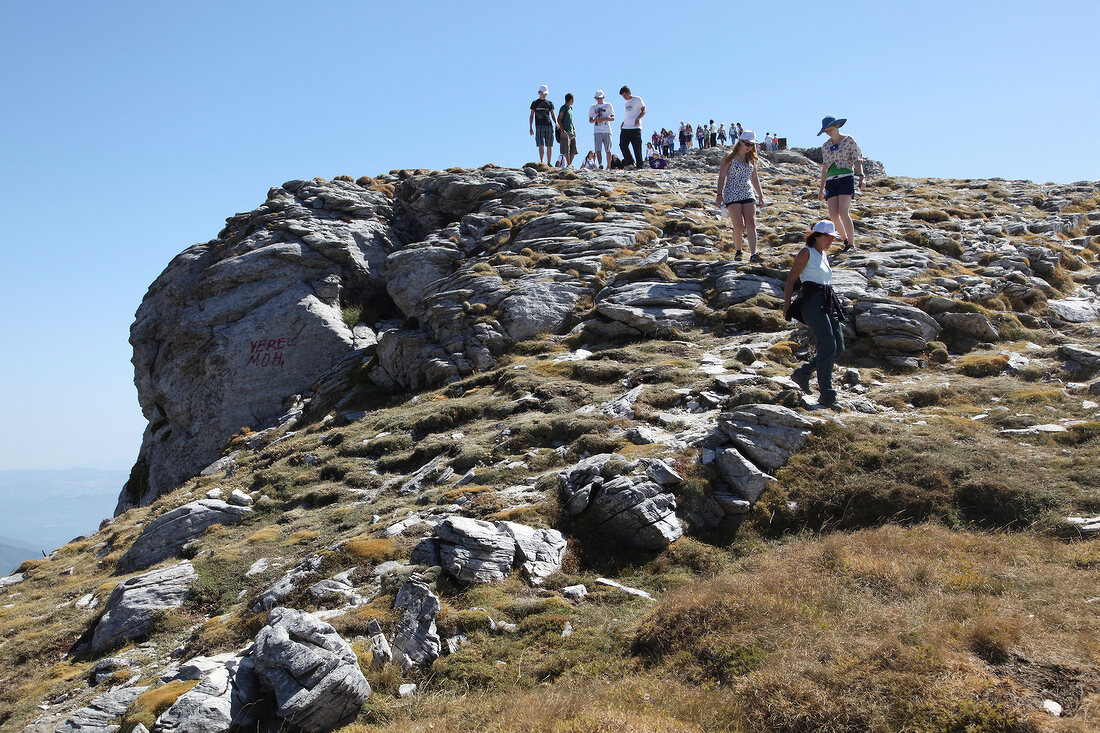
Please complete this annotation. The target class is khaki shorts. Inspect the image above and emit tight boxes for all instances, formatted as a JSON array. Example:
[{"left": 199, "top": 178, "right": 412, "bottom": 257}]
[{"left": 559, "top": 132, "right": 577, "bottom": 156}]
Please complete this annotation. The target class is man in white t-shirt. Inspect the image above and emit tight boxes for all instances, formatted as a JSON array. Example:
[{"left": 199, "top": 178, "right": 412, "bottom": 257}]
[
  {"left": 588, "top": 90, "right": 615, "bottom": 170},
  {"left": 618, "top": 85, "right": 646, "bottom": 169}
]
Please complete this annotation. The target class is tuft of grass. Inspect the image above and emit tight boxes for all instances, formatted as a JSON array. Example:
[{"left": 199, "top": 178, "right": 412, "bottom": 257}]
[{"left": 956, "top": 353, "right": 1010, "bottom": 377}]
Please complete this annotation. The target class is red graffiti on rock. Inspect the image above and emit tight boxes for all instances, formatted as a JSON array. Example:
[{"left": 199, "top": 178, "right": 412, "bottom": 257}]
[{"left": 247, "top": 337, "right": 296, "bottom": 368}]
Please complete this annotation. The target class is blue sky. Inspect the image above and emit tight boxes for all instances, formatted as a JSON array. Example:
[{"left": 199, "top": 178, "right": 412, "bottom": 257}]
[{"left": 0, "top": 0, "right": 1096, "bottom": 473}]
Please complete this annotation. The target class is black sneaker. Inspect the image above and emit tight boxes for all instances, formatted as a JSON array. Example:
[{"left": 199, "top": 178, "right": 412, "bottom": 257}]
[
  {"left": 749, "top": 253, "right": 762, "bottom": 263},
  {"left": 791, "top": 371, "right": 811, "bottom": 392},
  {"left": 734, "top": 250, "right": 743, "bottom": 261}
]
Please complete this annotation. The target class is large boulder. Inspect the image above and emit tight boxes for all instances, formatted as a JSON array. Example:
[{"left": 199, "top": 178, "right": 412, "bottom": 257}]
[
  {"left": 391, "top": 575, "right": 442, "bottom": 670},
  {"left": 559, "top": 455, "right": 683, "bottom": 551},
  {"left": 414, "top": 517, "right": 567, "bottom": 584},
  {"left": 122, "top": 179, "right": 398, "bottom": 512},
  {"left": 158, "top": 652, "right": 260, "bottom": 733},
  {"left": 90, "top": 561, "right": 196, "bottom": 653},
  {"left": 116, "top": 499, "right": 251, "bottom": 573},
  {"left": 717, "top": 405, "right": 816, "bottom": 473},
  {"left": 851, "top": 298, "right": 942, "bottom": 353},
  {"left": 253, "top": 607, "right": 371, "bottom": 732}
]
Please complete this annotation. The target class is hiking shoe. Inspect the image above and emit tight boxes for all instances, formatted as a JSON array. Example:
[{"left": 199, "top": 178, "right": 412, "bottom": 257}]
[
  {"left": 842, "top": 239, "right": 855, "bottom": 251},
  {"left": 791, "top": 371, "right": 812, "bottom": 392},
  {"left": 734, "top": 250, "right": 743, "bottom": 261},
  {"left": 749, "top": 253, "right": 762, "bottom": 263}
]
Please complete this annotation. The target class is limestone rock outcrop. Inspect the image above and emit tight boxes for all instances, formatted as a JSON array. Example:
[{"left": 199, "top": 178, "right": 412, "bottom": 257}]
[
  {"left": 392, "top": 575, "right": 442, "bottom": 670},
  {"left": 123, "top": 178, "right": 399, "bottom": 512},
  {"left": 253, "top": 607, "right": 371, "bottom": 732},
  {"left": 90, "top": 561, "right": 195, "bottom": 653},
  {"left": 412, "top": 517, "right": 567, "bottom": 584},
  {"left": 560, "top": 454, "right": 683, "bottom": 550},
  {"left": 116, "top": 499, "right": 250, "bottom": 573}
]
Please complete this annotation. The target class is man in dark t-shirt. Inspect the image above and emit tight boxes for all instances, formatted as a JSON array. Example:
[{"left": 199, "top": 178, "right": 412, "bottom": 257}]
[
  {"left": 529, "top": 84, "right": 556, "bottom": 165},
  {"left": 556, "top": 93, "right": 578, "bottom": 168}
]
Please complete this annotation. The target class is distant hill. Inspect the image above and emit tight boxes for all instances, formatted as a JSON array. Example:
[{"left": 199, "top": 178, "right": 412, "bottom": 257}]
[
  {"left": 0, "top": 537, "right": 37, "bottom": 576},
  {"left": 0, "top": 468, "right": 128, "bottom": 552}
]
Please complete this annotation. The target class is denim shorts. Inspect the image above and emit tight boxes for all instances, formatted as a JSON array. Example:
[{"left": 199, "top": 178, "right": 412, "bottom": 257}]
[{"left": 825, "top": 175, "right": 855, "bottom": 200}]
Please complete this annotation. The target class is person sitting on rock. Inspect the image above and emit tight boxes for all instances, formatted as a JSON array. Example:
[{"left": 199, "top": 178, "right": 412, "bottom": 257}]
[
  {"left": 817, "top": 115, "right": 866, "bottom": 251},
  {"left": 581, "top": 151, "right": 598, "bottom": 170},
  {"left": 783, "top": 221, "right": 847, "bottom": 409},
  {"left": 716, "top": 130, "right": 766, "bottom": 262}
]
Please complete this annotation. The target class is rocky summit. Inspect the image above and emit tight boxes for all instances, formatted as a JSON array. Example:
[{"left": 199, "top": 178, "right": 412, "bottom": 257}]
[{"left": 5, "top": 149, "right": 1100, "bottom": 732}]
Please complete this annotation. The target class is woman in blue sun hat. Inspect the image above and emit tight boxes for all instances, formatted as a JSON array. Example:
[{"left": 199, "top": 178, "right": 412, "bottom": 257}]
[{"left": 818, "top": 115, "right": 865, "bottom": 251}]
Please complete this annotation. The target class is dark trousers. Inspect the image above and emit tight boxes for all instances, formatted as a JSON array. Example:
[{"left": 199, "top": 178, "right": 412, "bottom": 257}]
[
  {"left": 793, "top": 289, "right": 845, "bottom": 401},
  {"left": 620, "top": 128, "right": 643, "bottom": 167}
]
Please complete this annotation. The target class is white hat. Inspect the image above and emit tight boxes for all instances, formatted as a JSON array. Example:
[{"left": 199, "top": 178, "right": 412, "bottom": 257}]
[
  {"left": 594, "top": 89, "right": 605, "bottom": 99},
  {"left": 538, "top": 84, "right": 549, "bottom": 94},
  {"left": 812, "top": 221, "right": 838, "bottom": 236},
  {"left": 738, "top": 130, "right": 757, "bottom": 143}
]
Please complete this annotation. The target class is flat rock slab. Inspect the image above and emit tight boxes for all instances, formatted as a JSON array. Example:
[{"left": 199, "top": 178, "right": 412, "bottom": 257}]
[
  {"left": 117, "top": 499, "right": 251, "bottom": 573},
  {"left": 56, "top": 686, "right": 148, "bottom": 733},
  {"left": 91, "top": 562, "right": 195, "bottom": 653}
]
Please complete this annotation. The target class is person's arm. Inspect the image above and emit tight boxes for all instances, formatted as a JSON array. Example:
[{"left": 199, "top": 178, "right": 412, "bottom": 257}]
[
  {"left": 715, "top": 159, "right": 730, "bottom": 206},
  {"left": 529, "top": 109, "right": 535, "bottom": 135},
  {"left": 819, "top": 163, "right": 828, "bottom": 200},
  {"left": 854, "top": 140, "right": 866, "bottom": 191},
  {"left": 636, "top": 105, "right": 646, "bottom": 126},
  {"left": 751, "top": 168, "right": 764, "bottom": 205},
  {"left": 556, "top": 109, "right": 564, "bottom": 129},
  {"left": 783, "top": 248, "right": 811, "bottom": 319}
]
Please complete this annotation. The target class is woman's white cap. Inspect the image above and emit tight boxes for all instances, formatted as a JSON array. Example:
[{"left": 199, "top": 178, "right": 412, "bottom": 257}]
[
  {"left": 813, "top": 221, "right": 838, "bottom": 236},
  {"left": 738, "top": 130, "right": 757, "bottom": 143},
  {"left": 538, "top": 84, "right": 549, "bottom": 94}
]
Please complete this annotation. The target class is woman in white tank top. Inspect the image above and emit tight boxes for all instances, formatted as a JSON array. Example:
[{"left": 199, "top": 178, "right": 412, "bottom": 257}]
[{"left": 783, "top": 221, "right": 846, "bottom": 408}]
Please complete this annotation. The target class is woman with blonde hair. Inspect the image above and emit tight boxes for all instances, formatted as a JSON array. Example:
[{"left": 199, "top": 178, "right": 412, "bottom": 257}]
[
  {"left": 715, "top": 130, "right": 766, "bottom": 262},
  {"left": 818, "top": 115, "right": 865, "bottom": 250}
]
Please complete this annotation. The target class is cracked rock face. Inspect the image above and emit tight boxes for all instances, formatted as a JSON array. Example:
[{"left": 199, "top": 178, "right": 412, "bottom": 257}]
[
  {"left": 392, "top": 575, "right": 442, "bottom": 670},
  {"left": 560, "top": 454, "right": 683, "bottom": 550},
  {"left": 253, "top": 607, "right": 371, "bottom": 732},
  {"left": 90, "top": 561, "right": 196, "bottom": 653},
  {"left": 414, "top": 516, "right": 567, "bottom": 584},
  {"left": 124, "top": 179, "right": 398, "bottom": 513}
]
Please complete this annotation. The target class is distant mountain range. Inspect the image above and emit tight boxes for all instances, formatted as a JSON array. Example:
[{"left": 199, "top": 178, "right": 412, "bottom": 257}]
[{"left": 0, "top": 468, "right": 128, "bottom": 556}]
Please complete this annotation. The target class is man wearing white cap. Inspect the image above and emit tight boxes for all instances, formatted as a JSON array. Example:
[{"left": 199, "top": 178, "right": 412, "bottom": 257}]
[
  {"left": 529, "top": 85, "right": 556, "bottom": 165},
  {"left": 588, "top": 90, "right": 615, "bottom": 170}
]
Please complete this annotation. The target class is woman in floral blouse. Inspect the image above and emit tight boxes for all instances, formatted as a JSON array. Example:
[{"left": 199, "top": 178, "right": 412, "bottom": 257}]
[{"left": 818, "top": 115, "right": 866, "bottom": 251}]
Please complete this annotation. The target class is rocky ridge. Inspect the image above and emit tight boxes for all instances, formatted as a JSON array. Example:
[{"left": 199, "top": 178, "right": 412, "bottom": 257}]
[{"left": 4, "top": 148, "right": 1100, "bottom": 732}]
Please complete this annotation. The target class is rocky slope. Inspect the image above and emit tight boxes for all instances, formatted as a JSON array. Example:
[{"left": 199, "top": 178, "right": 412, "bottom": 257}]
[{"left": 4, "top": 149, "right": 1100, "bottom": 732}]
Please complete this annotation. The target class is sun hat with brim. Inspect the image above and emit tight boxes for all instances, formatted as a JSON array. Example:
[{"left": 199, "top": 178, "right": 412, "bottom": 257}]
[
  {"left": 818, "top": 116, "right": 846, "bottom": 135},
  {"left": 738, "top": 130, "right": 757, "bottom": 143},
  {"left": 812, "top": 221, "right": 838, "bottom": 236},
  {"left": 594, "top": 90, "right": 605, "bottom": 99}
]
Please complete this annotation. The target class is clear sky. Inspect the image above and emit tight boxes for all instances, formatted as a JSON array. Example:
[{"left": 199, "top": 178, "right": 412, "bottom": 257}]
[{"left": 0, "top": 0, "right": 1097, "bottom": 473}]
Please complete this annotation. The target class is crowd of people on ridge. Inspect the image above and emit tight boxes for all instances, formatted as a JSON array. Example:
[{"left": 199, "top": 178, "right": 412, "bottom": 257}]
[
  {"left": 531, "top": 84, "right": 867, "bottom": 410},
  {"left": 530, "top": 85, "right": 783, "bottom": 172}
]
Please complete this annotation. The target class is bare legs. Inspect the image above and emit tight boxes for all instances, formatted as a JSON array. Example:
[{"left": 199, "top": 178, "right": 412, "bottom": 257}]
[
  {"left": 827, "top": 194, "right": 855, "bottom": 246},
  {"left": 725, "top": 202, "right": 758, "bottom": 255}
]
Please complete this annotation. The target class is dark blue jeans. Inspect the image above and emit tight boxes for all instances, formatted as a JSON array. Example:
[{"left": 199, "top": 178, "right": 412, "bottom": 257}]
[{"left": 793, "top": 289, "right": 845, "bottom": 402}]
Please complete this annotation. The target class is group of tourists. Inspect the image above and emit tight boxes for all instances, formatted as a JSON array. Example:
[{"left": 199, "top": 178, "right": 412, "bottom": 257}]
[
  {"left": 717, "top": 114, "right": 865, "bottom": 409},
  {"left": 531, "top": 85, "right": 785, "bottom": 170},
  {"left": 530, "top": 85, "right": 647, "bottom": 170},
  {"left": 530, "top": 91, "right": 865, "bottom": 408}
]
